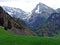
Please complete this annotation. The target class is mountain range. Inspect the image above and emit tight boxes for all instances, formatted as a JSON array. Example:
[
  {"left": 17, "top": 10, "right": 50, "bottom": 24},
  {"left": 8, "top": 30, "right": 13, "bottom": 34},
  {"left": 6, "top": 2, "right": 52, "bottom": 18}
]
[{"left": 1, "top": 2, "right": 60, "bottom": 37}]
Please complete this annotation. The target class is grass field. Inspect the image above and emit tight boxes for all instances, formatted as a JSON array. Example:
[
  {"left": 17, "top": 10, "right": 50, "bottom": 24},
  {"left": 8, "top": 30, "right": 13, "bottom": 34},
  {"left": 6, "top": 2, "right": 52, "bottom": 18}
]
[{"left": 0, "top": 26, "right": 60, "bottom": 45}]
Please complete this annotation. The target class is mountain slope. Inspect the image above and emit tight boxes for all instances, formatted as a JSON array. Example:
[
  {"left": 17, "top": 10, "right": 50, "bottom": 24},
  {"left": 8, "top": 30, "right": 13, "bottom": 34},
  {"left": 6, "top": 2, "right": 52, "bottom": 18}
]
[
  {"left": 36, "top": 13, "right": 60, "bottom": 36},
  {"left": 0, "top": 6, "right": 36, "bottom": 36}
]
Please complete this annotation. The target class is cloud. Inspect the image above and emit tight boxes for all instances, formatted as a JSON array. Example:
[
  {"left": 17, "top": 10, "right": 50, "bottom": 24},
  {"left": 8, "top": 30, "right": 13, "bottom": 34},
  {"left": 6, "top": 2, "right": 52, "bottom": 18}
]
[{"left": 0, "top": 0, "right": 60, "bottom": 12}]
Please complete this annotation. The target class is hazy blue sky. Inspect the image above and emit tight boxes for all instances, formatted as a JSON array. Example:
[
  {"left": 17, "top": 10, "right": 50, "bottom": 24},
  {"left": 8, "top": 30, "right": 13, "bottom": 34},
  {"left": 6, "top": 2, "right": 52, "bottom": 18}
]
[{"left": 0, "top": 0, "right": 60, "bottom": 12}]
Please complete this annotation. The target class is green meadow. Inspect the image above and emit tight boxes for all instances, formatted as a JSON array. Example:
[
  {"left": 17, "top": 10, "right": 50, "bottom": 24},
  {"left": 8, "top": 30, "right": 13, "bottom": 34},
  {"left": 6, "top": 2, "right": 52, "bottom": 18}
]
[{"left": 0, "top": 26, "right": 60, "bottom": 45}]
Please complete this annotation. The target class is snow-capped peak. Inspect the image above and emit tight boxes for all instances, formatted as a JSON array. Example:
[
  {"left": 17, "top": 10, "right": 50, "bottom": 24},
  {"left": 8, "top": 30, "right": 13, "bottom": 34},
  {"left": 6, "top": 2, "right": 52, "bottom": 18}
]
[
  {"left": 32, "top": 2, "right": 56, "bottom": 14},
  {"left": 2, "top": 6, "right": 31, "bottom": 21}
]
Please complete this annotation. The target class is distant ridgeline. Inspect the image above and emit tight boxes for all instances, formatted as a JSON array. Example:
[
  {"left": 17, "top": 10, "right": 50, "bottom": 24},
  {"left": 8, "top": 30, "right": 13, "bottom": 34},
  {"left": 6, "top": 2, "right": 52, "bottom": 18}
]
[{"left": 0, "top": 6, "right": 36, "bottom": 36}]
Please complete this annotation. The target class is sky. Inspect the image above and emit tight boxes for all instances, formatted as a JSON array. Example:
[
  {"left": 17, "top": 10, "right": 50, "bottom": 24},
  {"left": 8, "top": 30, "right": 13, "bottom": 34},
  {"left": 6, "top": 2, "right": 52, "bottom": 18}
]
[{"left": 0, "top": 0, "right": 60, "bottom": 12}]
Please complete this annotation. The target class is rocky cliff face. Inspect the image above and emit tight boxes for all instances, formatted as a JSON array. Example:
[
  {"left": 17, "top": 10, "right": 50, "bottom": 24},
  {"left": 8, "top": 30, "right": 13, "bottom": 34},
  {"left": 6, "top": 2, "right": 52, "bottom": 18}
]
[{"left": 0, "top": 6, "right": 36, "bottom": 36}]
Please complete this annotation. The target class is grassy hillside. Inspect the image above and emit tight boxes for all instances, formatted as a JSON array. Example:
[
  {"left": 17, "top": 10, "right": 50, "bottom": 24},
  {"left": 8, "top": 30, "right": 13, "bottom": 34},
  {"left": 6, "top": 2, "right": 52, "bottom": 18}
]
[{"left": 0, "top": 26, "right": 60, "bottom": 45}]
